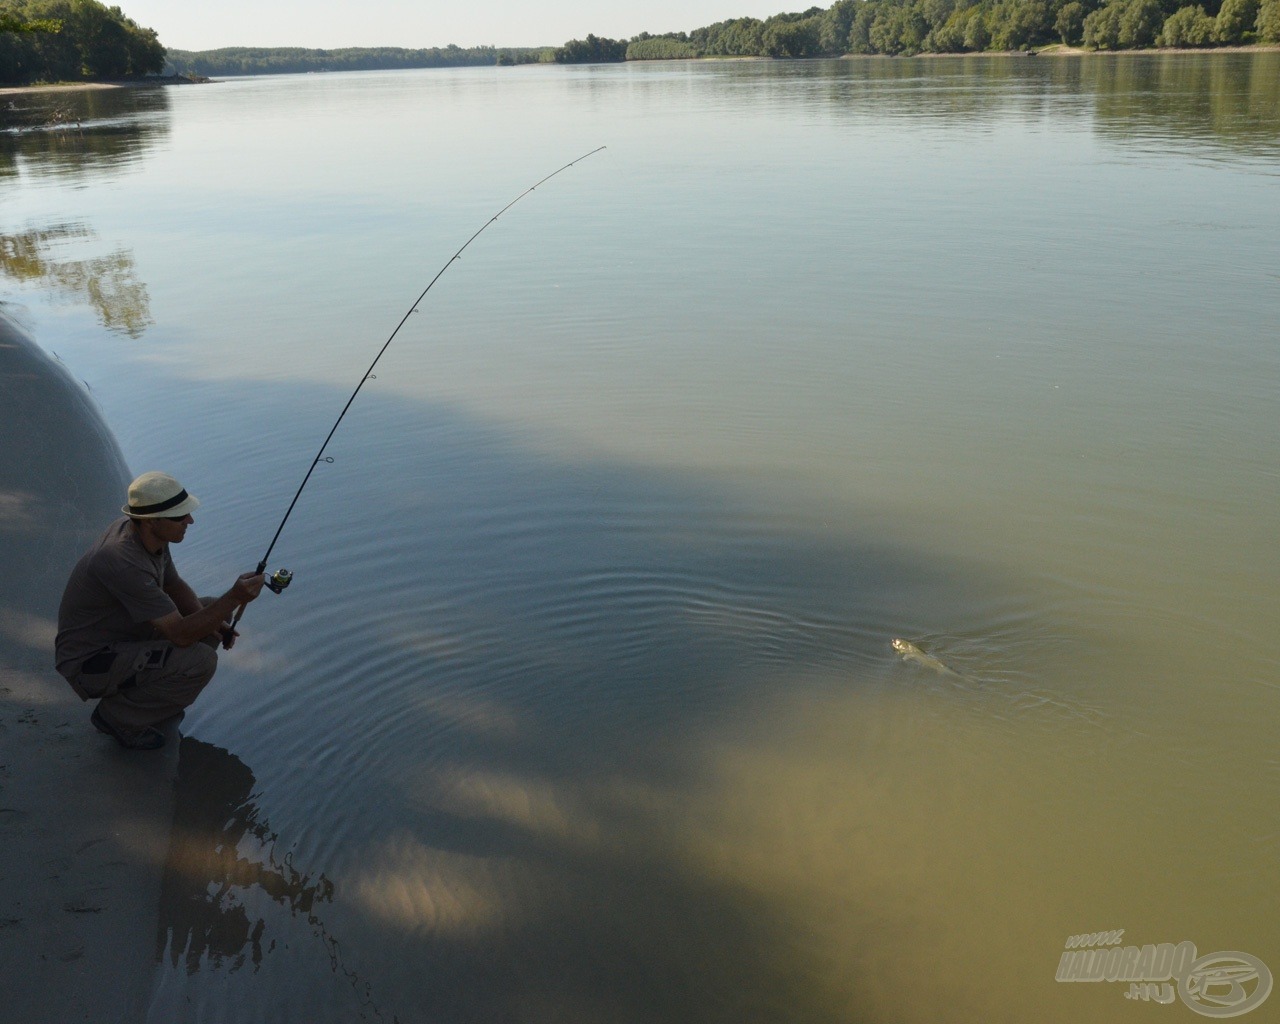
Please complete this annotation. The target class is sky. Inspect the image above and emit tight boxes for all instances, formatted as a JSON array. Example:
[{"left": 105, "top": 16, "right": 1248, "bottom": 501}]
[{"left": 119, "top": 0, "right": 801, "bottom": 51}]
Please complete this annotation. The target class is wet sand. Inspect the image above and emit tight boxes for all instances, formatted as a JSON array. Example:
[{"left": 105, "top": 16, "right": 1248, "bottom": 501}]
[{"left": 0, "top": 305, "right": 172, "bottom": 1021}]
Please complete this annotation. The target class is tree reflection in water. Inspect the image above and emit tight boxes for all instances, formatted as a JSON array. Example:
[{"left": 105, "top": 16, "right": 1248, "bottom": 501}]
[{"left": 0, "top": 223, "right": 152, "bottom": 337}]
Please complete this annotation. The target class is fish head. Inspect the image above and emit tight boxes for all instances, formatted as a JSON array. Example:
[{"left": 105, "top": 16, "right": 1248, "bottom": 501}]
[{"left": 891, "top": 638, "right": 909, "bottom": 653}]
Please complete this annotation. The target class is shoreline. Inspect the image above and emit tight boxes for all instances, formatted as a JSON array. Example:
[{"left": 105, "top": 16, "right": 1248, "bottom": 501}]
[
  {"left": 1024, "top": 42, "right": 1280, "bottom": 56},
  {"left": 0, "top": 74, "right": 208, "bottom": 98},
  {"left": 3, "top": 43, "right": 1275, "bottom": 95}
]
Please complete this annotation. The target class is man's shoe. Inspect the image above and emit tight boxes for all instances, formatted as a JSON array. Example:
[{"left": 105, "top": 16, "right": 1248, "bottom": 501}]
[{"left": 91, "top": 705, "right": 165, "bottom": 750}]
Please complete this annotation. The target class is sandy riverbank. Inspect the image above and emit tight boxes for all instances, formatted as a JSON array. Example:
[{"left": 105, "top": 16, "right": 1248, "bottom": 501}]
[
  {"left": 1034, "top": 42, "right": 1280, "bottom": 54},
  {"left": 0, "top": 75, "right": 207, "bottom": 99},
  {"left": 0, "top": 81, "right": 129, "bottom": 97},
  {"left": 0, "top": 305, "right": 175, "bottom": 1022},
  {"left": 859, "top": 42, "right": 1280, "bottom": 57}
]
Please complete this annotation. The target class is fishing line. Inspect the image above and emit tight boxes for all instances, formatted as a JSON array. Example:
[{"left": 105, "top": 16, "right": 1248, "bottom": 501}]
[{"left": 230, "top": 145, "right": 607, "bottom": 632}]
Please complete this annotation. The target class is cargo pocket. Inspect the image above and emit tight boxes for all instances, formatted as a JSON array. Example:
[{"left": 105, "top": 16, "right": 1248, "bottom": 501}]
[
  {"left": 76, "top": 650, "right": 119, "bottom": 699},
  {"left": 136, "top": 646, "right": 172, "bottom": 671},
  {"left": 121, "top": 644, "right": 172, "bottom": 690}
]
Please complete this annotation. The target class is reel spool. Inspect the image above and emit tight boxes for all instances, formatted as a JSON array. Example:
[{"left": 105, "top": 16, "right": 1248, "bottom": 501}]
[{"left": 265, "top": 568, "right": 293, "bottom": 594}]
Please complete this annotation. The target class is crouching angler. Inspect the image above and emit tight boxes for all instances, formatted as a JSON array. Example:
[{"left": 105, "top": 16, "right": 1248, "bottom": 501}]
[{"left": 54, "top": 472, "right": 265, "bottom": 750}]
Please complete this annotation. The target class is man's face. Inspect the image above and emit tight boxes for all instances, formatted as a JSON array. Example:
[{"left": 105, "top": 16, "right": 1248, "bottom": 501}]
[{"left": 152, "top": 513, "right": 193, "bottom": 544}]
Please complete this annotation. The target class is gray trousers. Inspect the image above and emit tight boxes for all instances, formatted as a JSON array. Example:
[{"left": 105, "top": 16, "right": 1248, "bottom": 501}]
[{"left": 69, "top": 600, "right": 220, "bottom": 735}]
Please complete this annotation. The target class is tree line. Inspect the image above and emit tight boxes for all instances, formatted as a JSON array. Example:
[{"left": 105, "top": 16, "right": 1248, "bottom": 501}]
[
  {"left": 163, "top": 45, "right": 555, "bottom": 78},
  {"left": 0, "top": 0, "right": 163, "bottom": 83},
  {"left": 555, "top": 0, "right": 1280, "bottom": 60}
]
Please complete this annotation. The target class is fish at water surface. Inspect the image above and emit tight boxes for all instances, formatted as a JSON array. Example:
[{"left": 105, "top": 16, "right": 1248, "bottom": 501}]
[{"left": 891, "top": 638, "right": 963, "bottom": 678}]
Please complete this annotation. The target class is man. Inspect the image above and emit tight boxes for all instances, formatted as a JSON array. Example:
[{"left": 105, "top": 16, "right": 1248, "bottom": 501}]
[{"left": 55, "top": 471, "right": 265, "bottom": 750}]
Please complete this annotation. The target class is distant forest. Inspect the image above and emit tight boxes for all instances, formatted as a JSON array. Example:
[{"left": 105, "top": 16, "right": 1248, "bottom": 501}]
[
  {"left": 3, "top": 0, "right": 1279, "bottom": 88},
  {"left": 163, "top": 45, "right": 554, "bottom": 78},
  {"left": 589, "top": 0, "right": 1280, "bottom": 60}
]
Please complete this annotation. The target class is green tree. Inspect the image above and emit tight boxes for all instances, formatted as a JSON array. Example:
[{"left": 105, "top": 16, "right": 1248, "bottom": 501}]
[
  {"left": 819, "top": 0, "right": 860, "bottom": 52},
  {"left": 927, "top": 8, "right": 972, "bottom": 50},
  {"left": 847, "top": 3, "right": 879, "bottom": 52},
  {"left": 1083, "top": 1, "right": 1124, "bottom": 45},
  {"left": 762, "top": 14, "right": 823, "bottom": 56},
  {"left": 867, "top": 7, "right": 904, "bottom": 52},
  {"left": 920, "top": 0, "right": 958, "bottom": 30},
  {"left": 0, "top": 10, "right": 61, "bottom": 33},
  {"left": 964, "top": 6, "right": 994, "bottom": 47},
  {"left": 554, "top": 33, "right": 627, "bottom": 63},
  {"left": 695, "top": 16, "right": 766, "bottom": 55},
  {"left": 1055, "top": 1, "right": 1087, "bottom": 41},
  {"left": 1118, "top": 0, "right": 1165, "bottom": 43},
  {"left": 990, "top": 0, "right": 1054, "bottom": 48},
  {"left": 626, "top": 36, "right": 697, "bottom": 59},
  {"left": 1157, "top": 3, "right": 1216, "bottom": 41},
  {"left": 727, "top": 17, "right": 767, "bottom": 52},
  {"left": 868, "top": 7, "right": 900, "bottom": 52},
  {"left": 870, "top": 5, "right": 930, "bottom": 52},
  {"left": 1214, "top": 0, "right": 1259, "bottom": 39},
  {"left": 1258, "top": 0, "right": 1280, "bottom": 39},
  {"left": 0, "top": 0, "right": 162, "bottom": 82}
]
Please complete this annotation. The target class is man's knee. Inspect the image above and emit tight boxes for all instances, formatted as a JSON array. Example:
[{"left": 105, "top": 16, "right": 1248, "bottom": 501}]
[
  {"left": 172, "top": 641, "right": 218, "bottom": 684},
  {"left": 121, "top": 642, "right": 217, "bottom": 713}
]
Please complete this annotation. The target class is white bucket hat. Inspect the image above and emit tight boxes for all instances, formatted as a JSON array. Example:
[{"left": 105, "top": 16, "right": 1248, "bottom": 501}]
[{"left": 123, "top": 471, "right": 201, "bottom": 519}]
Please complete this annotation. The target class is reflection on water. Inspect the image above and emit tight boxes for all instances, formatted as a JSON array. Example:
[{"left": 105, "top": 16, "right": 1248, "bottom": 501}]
[
  {"left": 0, "top": 85, "right": 170, "bottom": 180},
  {"left": 156, "top": 737, "right": 334, "bottom": 974},
  {"left": 1084, "top": 52, "right": 1280, "bottom": 159},
  {"left": 155, "top": 737, "right": 401, "bottom": 1023},
  {"left": 0, "top": 88, "right": 164, "bottom": 334},
  {"left": 706, "top": 51, "right": 1280, "bottom": 158},
  {"left": 0, "top": 224, "right": 151, "bottom": 337}
]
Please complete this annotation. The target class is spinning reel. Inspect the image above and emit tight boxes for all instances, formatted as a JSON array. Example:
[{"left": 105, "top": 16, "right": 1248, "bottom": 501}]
[{"left": 264, "top": 568, "right": 293, "bottom": 594}]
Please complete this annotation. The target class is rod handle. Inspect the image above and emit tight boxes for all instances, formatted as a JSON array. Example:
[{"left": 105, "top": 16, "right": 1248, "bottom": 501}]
[{"left": 227, "top": 560, "right": 268, "bottom": 634}]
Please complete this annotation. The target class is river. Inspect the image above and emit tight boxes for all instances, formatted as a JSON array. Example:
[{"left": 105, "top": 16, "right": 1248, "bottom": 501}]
[{"left": 2, "top": 53, "right": 1278, "bottom": 1023}]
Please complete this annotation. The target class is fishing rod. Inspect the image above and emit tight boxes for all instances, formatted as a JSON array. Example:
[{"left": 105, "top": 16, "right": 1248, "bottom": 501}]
[{"left": 229, "top": 145, "right": 607, "bottom": 634}]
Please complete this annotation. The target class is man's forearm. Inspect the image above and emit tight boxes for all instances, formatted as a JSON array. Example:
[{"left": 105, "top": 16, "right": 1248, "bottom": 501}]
[
  {"left": 164, "top": 575, "right": 203, "bottom": 617},
  {"left": 165, "top": 591, "right": 240, "bottom": 647}
]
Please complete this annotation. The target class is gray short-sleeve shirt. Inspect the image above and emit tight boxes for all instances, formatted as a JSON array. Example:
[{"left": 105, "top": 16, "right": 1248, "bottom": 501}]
[{"left": 55, "top": 517, "right": 179, "bottom": 676}]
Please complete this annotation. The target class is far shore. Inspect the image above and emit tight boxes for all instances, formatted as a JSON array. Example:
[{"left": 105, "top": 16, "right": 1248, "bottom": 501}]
[{"left": 2, "top": 42, "right": 1277, "bottom": 97}]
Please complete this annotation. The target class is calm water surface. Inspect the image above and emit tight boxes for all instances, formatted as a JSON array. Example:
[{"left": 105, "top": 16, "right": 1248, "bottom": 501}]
[{"left": 3, "top": 54, "right": 1279, "bottom": 1023}]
